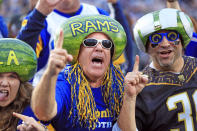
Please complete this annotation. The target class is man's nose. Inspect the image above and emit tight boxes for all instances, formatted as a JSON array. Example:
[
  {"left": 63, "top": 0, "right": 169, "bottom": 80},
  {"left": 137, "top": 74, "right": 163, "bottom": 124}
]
[
  {"left": 159, "top": 36, "right": 171, "bottom": 47},
  {"left": 95, "top": 42, "right": 103, "bottom": 49}
]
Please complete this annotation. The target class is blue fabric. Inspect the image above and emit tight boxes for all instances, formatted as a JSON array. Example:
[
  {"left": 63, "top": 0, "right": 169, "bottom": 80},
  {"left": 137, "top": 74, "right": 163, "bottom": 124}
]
[
  {"left": 17, "top": 9, "right": 46, "bottom": 50},
  {"left": 0, "top": 16, "right": 8, "bottom": 38},
  {"left": 185, "top": 32, "right": 197, "bottom": 58},
  {"left": 51, "top": 69, "right": 113, "bottom": 131},
  {"left": 97, "top": 7, "right": 109, "bottom": 16},
  {"left": 17, "top": 9, "right": 50, "bottom": 72},
  {"left": 17, "top": 106, "right": 38, "bottom": 125}
]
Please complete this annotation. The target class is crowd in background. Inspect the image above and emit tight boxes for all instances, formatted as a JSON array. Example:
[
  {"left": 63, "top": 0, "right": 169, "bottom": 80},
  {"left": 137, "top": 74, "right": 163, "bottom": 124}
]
[
  {"left": 0, "top": 0, "right": 196, "bottom": 75},
  {"left": 0, "top": 0, "right": 196, "bottom": 38},
  {"left": 0, "top": 0, "right": 197, "bottom": 130}
]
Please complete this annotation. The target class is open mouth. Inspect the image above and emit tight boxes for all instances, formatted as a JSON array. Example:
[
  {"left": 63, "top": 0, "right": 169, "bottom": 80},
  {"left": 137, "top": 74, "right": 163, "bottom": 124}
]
[
  {"left": 0, "top": 90, "right": 9, "bottom": 101},
  {"left": 159, "top": 50, "right": 172, "bottom": 57},
  {"left": 92, "top": 57, "right": 103, "bottom": 65}
]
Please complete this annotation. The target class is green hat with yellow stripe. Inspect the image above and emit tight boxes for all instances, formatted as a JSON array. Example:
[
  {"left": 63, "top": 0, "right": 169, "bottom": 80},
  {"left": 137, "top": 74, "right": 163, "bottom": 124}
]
[
  {"left": 133, "top": 8, "right": 194, "bottom": 52},
  {"left": 56, "top": 15, "right": 127, "bottom": 64},
  {"left": 0, "top": 38, "right": 37, "bottom": 82}
]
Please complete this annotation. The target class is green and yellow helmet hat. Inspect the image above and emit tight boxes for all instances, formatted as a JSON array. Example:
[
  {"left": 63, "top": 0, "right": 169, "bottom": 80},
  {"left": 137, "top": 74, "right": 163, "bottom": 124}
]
[
  {"left": 0, "top": 38, "right": 37, "bottom": 82},
  {"left": 55, "top": 15, "right": 126, "bottom": 64},
  {"left": 133, "top": 8, "right": 194, "bottom": 52}
]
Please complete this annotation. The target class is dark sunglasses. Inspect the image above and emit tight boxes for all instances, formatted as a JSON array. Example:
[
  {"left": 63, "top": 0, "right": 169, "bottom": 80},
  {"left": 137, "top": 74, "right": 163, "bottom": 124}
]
[
  {"left": 149, "top": 31, "right": 180, "bottom": 48},
  {"left": 83, "top": 38, "right": 112, "bottom": 49}
]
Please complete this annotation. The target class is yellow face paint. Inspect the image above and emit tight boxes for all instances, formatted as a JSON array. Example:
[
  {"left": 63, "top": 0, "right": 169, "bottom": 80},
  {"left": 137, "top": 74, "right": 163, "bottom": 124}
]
[{"left": 0, "top": 38, "right": 37, "bottom": 82}]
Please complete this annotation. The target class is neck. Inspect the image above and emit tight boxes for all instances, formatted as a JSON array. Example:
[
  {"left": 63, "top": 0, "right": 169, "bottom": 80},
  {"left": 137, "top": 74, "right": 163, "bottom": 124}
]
[
  {"left": 87, "top": 76, "right": 104, "bottom": 88},
  {"left": 154, "top": 56, "right": 184, "bottom": 73}
]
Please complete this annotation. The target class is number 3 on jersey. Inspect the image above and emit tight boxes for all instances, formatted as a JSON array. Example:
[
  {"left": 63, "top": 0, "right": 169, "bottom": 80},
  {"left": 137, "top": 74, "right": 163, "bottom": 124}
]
[{"left": 166, "top": 91, "right": 197, "bottom": 131}]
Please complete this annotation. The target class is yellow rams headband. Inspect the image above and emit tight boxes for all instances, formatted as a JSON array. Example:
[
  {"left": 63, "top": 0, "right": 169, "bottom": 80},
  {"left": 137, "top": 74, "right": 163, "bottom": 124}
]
[
  {"left": 133, "top": 8, "right": 194, "bottom": 52},
  {"left": 0, "top": 38, "right": 37, "bottom": 82},
  {"left": 55, "top": 15, "right": 127, "bottom": 64}
]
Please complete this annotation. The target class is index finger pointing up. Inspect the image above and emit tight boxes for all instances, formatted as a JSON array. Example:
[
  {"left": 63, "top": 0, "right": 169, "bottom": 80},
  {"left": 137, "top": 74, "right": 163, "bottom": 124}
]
[
  {"left": 55, "top": 29, "right": 64, "bottom": 49},
  {"left": 132, "top": 55, "right": 140, "bottom": 72}
]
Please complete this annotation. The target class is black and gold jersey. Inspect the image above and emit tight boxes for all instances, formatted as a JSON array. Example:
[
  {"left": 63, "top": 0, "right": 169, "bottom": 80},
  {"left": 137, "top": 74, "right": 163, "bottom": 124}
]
[{"left": 136, "top": 56, "right": 197, "bottom": 131}]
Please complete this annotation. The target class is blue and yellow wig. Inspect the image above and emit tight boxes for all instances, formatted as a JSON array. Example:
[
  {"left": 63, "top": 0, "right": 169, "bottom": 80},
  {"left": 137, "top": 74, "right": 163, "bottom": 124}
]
[{"left": 66, "top": 62, "right": 124, "bottom": 129}]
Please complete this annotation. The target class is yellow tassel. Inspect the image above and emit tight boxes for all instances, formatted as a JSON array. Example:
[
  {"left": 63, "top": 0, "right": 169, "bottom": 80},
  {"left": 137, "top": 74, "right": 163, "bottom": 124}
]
[{"left": 67, "top": 62, "right": 124, "bottom": 129}]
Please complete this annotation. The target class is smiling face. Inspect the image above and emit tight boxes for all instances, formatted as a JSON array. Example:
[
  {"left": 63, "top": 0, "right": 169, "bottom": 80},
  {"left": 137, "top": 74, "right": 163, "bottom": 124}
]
[
  {"left": 147, "top": 30, "right": 184, "bottom": 72},
  {"left": 0, "top": 72, "right": 20, "bottom": 107},
  {"left": 78, "top": 32, "right": 111, "bottom": 86}
]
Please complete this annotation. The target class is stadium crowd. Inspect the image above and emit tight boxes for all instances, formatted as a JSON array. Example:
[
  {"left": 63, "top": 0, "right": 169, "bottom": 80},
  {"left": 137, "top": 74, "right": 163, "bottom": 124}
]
[{"left": 0, "top": 0, "right": 197, "bottom": 130}]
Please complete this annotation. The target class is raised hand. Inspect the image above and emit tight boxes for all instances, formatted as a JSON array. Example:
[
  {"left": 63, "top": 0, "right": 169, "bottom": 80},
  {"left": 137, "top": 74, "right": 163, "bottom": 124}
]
[
  {"left": 13, "top": 112, "right": 47, "bottom": 131},
  {"left": 46, "top": 30, "right": 73, "bottom": 77},
  {"left": 117, "top": 55, "right": 148, "bottom": 131},
  {"left": 35, "top": 0, "right": 62, "bottom": 15},
  {"left": 123, "top": 55, "right": 148, "bottom": 100}
]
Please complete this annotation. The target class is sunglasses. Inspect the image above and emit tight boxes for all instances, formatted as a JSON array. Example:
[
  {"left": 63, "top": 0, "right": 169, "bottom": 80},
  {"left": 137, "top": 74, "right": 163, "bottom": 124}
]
[
  {"left": 83, "top": 38, "right": 112, "bottom": 49},
  {"left": 149, "top": 31, "right": 180, "bottom": 48}
]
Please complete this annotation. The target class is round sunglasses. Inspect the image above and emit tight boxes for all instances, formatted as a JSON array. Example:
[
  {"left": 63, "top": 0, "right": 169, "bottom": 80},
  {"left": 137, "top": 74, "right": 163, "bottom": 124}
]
[
  {"left": 83, "top": 38, "right": 112, "bottom": 49},
  {"left": 149, "top": 31, "right": 180, "bottom": 48}
]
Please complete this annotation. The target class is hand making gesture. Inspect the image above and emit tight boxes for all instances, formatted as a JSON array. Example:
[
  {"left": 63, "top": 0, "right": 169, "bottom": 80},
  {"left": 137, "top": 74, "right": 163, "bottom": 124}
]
[
  {"left": 117, "top": 55, "right": 148, "bottom": 131},
  {"left": 124, "top": 55, "right": 148, "bottom": 100},
  {"left": 35, "top": 0, "right": 62, "bottom": 15},
  {"left": 46, "top": 30, "right": 73, "bottom": 77},
  {"left": 13, "top": 112, "right": 47, "bottom": 131}
]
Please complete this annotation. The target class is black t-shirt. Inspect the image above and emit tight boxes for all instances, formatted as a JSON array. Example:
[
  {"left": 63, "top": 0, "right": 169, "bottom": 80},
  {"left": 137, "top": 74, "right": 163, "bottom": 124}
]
[{"left": 136, "top": 56, "right": 197, "bottom": 131}]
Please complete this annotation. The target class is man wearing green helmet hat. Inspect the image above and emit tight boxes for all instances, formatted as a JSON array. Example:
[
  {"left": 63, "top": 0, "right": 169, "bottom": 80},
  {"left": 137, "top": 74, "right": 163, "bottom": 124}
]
[
  {"left": 31, "top": 14, "right": 147, "bottom": 130},
  {"left": 114, "top": 8, "right": 197, "bottom": 131}
]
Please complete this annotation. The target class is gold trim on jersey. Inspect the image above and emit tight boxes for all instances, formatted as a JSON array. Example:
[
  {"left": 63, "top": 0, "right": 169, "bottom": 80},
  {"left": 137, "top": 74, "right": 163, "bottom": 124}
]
[
  {"left": 146, "top": 83, "right": 181, "bottom": 86},
  {"left": 36, "top": 35, "right": 43, "bottom": 58},
  {"left": 186, "top": 67, "right": 197, "bottom": 83}
]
